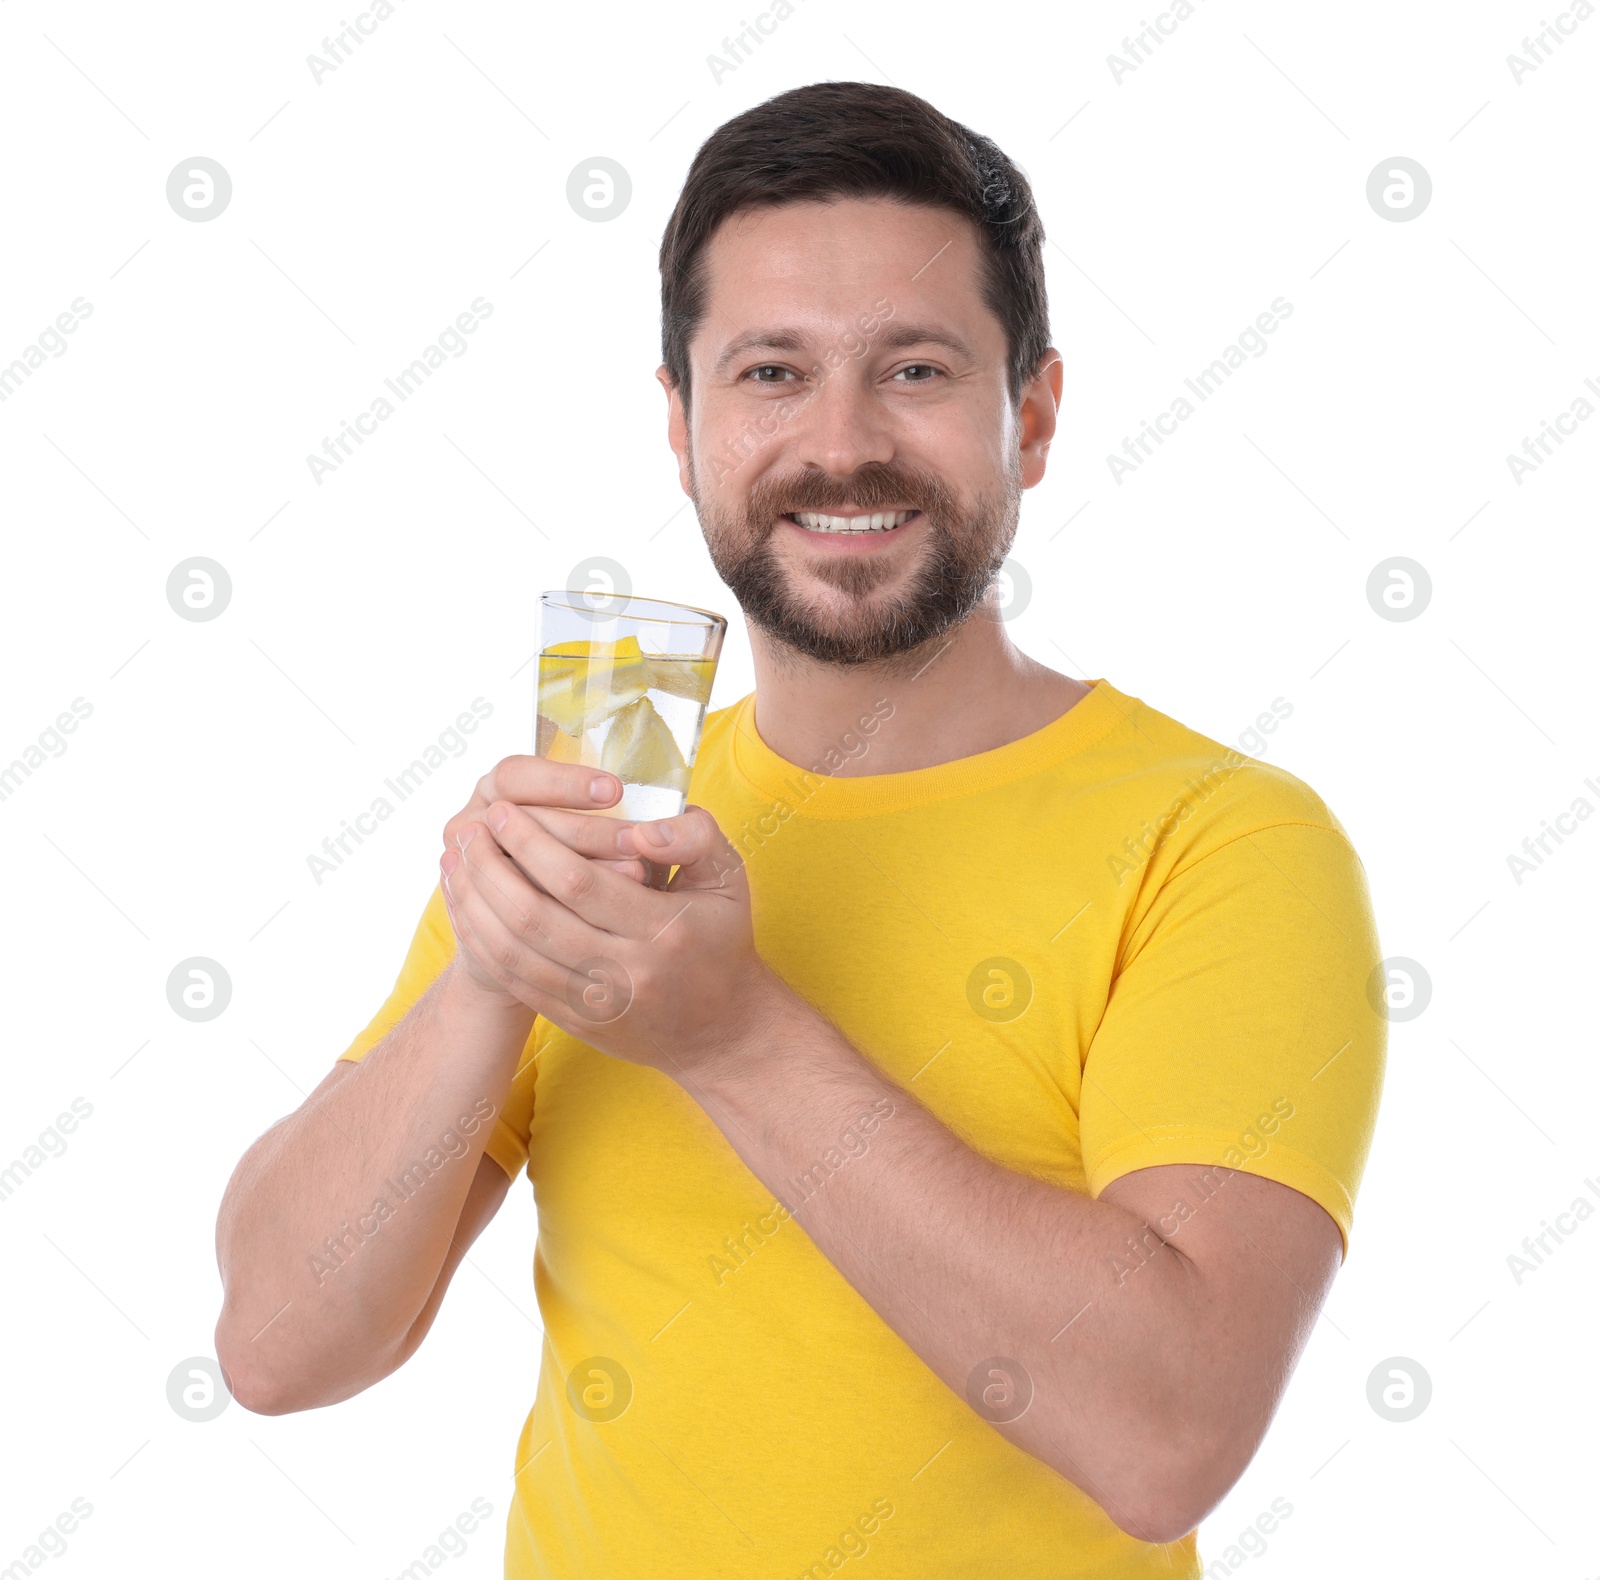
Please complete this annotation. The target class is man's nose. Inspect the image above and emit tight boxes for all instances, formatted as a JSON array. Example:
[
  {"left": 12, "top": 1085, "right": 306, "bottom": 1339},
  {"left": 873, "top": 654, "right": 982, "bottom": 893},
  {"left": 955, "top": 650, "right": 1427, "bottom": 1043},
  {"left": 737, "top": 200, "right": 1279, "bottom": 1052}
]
[{"left": 786, "top": 363, "right": 896, "bottom": 477}]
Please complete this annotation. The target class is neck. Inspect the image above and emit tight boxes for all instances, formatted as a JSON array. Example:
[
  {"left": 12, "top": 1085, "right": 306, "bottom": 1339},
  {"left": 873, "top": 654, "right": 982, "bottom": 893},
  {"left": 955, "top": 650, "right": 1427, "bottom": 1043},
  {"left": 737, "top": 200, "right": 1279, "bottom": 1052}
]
[{"left": 745, "top": 595, "right": 1092, "bottom": 777}]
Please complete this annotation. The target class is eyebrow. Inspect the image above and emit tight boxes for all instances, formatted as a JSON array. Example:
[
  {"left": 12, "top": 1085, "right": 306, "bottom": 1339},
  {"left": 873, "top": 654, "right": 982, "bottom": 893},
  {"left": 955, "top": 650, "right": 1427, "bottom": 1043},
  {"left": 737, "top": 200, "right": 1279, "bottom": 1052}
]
[{"left": 711, "top": 321, "right": 977, "bottom": 376}]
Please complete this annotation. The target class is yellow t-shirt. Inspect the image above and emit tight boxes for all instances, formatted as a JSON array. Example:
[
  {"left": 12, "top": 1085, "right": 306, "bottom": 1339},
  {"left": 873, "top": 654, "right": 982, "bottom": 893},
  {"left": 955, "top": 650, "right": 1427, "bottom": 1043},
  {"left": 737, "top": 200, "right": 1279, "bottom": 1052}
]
[{"left": 338, "top": 678, "right": 1385, "bottom": 1579}]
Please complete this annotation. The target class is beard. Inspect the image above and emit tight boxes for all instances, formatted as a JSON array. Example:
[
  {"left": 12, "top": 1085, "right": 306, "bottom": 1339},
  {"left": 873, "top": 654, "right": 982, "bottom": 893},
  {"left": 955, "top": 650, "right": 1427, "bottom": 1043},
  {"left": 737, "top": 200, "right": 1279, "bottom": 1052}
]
[{"left": 690, "top": 455, "right": 1021, "bottom": 666}]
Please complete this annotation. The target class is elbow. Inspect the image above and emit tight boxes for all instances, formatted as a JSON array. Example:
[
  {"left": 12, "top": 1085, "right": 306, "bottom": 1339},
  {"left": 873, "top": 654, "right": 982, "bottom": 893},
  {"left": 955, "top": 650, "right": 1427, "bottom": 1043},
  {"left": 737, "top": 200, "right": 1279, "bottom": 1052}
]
[
  {"left": 1064, "top": 1425, "right": 1246, "bottom": 1548},
  {"left": 230, "top": 1377, "right": 298, "bottom": 1418},
  {"left": 212, "top": 1313, "right": 319, "bottom": 1418},
  {"left": 209, "top": 1356, "right": 279, "bottom": 1418},
  {"left": 212, "top": 1309, "right": 408, "bottom": 1417},
  {"left": 214, "top": 1349, "right": 338, "bottom": 1418},
  {"left": 1102, "top": 1469, "right": 1220, "bottom": 1547},
  {"left": 1109, "top": 1497, "right": 1209, "bottom": 1549},
  {"left": 213, "top": 1323, "right": 295, "bottom": 1417}
]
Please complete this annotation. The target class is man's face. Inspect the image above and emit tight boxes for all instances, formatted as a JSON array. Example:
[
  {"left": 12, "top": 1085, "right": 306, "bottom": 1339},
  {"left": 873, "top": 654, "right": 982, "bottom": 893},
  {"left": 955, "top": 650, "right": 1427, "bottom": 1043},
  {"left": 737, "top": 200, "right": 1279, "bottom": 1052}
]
[{"left": 661, "top": 198, "right": 1058, "bottom": 666}]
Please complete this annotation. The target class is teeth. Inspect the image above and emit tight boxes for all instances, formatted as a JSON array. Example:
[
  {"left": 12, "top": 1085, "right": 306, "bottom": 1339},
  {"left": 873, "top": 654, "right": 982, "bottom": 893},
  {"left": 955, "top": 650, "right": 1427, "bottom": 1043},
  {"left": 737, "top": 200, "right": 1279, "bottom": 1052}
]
[{"left": 793, "top": 510, "right": 916, "bottom": 533}]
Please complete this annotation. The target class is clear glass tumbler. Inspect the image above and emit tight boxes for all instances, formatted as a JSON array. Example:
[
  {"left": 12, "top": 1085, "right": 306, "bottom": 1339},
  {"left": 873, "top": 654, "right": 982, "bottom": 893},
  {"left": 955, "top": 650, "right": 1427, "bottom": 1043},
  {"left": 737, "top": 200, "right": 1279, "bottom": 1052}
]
[{"left": 534, "top": 591, "right": 727, "bottom": 824}]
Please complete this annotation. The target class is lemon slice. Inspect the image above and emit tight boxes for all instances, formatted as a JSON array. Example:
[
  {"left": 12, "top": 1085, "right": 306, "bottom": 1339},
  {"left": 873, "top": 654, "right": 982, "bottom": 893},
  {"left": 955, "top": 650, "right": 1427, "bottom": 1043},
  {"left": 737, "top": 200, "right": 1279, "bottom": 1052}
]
[
  {"left": 644, "top": 654, "right": 716, "bottom": 705},
  {"left": 537, "top": 635, "right": 647, "bottom": 736},
  {"left": 534, "top": 716, "right": 589, "bottom": 765},
  {"left": 600, "top": 696, "right": 690, "bottom": 790}
]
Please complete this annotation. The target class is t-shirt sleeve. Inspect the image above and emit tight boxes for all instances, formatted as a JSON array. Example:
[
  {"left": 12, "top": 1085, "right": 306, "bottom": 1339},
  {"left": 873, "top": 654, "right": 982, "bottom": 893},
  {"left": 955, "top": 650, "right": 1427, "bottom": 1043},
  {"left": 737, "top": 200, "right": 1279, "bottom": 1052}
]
[
  {"left": 1079, "top": 820, "right": 1386, "bottom": 1255},
  {"left": 336, "top": 882, "right": 538, "bottom": 1182}
]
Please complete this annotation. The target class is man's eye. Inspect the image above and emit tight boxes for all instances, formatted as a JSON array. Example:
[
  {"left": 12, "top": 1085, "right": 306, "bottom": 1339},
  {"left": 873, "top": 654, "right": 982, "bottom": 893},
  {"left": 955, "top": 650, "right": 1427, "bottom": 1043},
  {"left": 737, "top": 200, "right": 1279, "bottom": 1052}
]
[
  {"left": 893, "top": 364, "right": 939, "bottom": 382},
  {"left": 747, "top": 364, "right": 794, "bottom": 383}
]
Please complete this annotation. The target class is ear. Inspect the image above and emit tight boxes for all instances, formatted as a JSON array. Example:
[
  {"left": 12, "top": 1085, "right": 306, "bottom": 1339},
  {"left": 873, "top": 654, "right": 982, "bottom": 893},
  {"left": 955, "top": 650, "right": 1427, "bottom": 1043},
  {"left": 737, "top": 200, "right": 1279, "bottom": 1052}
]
[
  {"left": 657, "top": 365, "right": 694, "bottom": 497},
  {"left": 1017, "top": 348, "right": 1063, "bottom": 489}
]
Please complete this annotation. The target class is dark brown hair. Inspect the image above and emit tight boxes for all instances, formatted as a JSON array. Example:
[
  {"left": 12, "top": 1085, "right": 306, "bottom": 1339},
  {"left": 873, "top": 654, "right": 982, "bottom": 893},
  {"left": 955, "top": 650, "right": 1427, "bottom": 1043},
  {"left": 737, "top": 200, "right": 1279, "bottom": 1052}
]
[{"left": 659, "top": 82, "right": 1049, "bottom": 404}]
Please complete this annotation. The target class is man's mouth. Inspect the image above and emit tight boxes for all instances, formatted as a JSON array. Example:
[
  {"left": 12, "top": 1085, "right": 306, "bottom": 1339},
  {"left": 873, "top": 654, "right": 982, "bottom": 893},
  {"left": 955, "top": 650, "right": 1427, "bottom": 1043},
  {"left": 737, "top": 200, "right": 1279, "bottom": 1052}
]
[{"left": 785, "top": 509, "right": 920, "bottom": 535}]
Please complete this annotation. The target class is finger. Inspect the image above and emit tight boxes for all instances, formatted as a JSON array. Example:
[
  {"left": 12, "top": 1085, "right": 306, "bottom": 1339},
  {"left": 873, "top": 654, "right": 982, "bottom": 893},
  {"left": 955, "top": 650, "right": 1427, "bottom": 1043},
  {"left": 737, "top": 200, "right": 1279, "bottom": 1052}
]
[
  {"left": 479, "top": 755, "right": 623, "bottom": 812},
  {"left": 617, "top": 804, "right": 747, "bottom": 896},
  {"left": 440, "top": 849, "right": 637, "bottom": 1030},
  {"left": 448, "top": 802, "right": 648, "bottom": 883},
  {"left": 445, "top": 759, "right": 621, "bottom": 847},
  {"left": 456, "top": 821, "right": 614, "bottom": 972},
  {"left": 485, "top": 803, "right": 657, "bottom": 932},
  {"left": 511, "top": 806, "right": 642, "bottom": 866},
  {"left": 439, "top": 855, "right": 568, "bottom": 1008}
]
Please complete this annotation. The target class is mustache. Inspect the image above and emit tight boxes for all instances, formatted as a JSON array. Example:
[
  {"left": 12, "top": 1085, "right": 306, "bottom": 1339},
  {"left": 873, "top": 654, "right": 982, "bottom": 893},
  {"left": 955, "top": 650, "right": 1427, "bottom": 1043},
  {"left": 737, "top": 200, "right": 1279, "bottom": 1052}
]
[{"left": 745, "top": 462, "right": 958, "bottom": 521}]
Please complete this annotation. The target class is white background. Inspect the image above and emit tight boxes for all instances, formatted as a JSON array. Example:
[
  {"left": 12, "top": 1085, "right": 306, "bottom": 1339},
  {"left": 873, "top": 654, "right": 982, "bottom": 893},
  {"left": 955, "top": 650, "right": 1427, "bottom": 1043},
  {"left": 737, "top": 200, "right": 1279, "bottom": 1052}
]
[{"left": 2, "top": 0, "right": 1595, "bottom": 1575}]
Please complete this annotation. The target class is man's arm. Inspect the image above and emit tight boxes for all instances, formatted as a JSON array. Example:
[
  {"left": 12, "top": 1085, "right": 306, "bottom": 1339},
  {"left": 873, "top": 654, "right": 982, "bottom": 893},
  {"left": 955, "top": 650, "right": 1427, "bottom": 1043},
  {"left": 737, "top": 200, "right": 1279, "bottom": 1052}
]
[
  {"left": 212, "top": 756, "right": 645, "bottom": 1415},
  {"left": 439, "top": 797, "right": 1347, "bottom": 1544},
  {"left": 684, "top": 994, "right": 1340, "bottom": 1544},
  {"left": 213, "top": 963, "right": 531, "bottom": 1414}
]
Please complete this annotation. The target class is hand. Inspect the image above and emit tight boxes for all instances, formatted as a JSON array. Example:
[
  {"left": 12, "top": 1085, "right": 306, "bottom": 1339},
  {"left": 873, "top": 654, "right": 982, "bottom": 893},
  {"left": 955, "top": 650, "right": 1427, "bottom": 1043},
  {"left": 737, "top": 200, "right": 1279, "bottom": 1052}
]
[
  {"left": 439, "top": 756, "right": 649, "bottom": 1008},
  {"left": 437, "top": 797, "right": 790, "bottom": 1081}
]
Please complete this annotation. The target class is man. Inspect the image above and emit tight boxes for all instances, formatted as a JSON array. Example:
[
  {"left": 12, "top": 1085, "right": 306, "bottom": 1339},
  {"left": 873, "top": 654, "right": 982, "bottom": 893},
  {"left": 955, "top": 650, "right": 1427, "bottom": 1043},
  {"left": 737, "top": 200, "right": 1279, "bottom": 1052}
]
[{"left": 215, "top": 82, "right": 1384, "bottom": 1579}]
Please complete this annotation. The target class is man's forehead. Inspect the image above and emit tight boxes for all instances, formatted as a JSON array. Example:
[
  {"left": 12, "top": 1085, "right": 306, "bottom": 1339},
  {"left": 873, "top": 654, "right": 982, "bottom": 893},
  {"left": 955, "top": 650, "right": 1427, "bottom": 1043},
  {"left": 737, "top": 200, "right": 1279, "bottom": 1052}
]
[{"left": 693, "top": 197, "right": 991, "bottom": 353}]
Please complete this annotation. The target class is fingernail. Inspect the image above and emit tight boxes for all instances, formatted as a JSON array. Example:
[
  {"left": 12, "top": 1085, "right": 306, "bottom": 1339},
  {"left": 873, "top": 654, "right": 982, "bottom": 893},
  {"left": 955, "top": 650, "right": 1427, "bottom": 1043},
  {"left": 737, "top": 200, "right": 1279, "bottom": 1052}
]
[
  {"left": 615, "top": 826, "right": 638, "bottom": 855},
  {"left": 459, "top": 824, "right": 478, "bottom": 848},
  {"left": 440, "top": 848, "right": 460, "bottom": 876},
  {"left": 488, "top": 805, "right": 508, "bottom": 833},
  {"left": 646, "top": 820, "right": 674, "bottom": 846},
  {"left": 590, "top": 775, "right": 618, "bottom": 802}
]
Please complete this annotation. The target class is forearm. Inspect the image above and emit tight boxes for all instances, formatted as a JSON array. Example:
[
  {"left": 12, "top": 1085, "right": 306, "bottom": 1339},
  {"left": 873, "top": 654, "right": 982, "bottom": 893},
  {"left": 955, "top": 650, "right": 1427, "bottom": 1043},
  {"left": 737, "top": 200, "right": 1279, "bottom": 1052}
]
[
  {"left": 214, "top": 960, "right": 533, "bottom": 1411},
  {"left": 691, "top": 984, "right": 1226, "bottom": 1538},
  {"left": 445, "top": 778, "right": 1331, "bottom": 1538}
]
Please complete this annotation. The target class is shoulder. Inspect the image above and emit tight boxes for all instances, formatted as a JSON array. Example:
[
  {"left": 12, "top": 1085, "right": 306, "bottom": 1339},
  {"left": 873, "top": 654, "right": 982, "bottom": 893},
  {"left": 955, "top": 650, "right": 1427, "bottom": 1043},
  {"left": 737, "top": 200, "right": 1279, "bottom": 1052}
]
[{"left": 1095, "top": 687, "right": 1357, "bottom": 878}]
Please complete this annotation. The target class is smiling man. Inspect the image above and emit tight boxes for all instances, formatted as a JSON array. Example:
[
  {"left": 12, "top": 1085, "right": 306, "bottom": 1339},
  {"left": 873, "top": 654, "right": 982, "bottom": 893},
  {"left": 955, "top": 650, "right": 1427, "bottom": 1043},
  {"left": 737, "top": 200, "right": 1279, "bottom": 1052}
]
[{"left": 215, "top": 83, "right": 1385, "bottom": 1580}]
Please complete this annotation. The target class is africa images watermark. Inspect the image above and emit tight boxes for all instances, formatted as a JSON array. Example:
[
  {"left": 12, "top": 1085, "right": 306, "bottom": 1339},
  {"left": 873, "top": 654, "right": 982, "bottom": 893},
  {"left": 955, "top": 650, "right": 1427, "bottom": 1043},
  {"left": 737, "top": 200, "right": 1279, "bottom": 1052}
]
[
  {"left": 0, "top": 1098, "right": 95, "bottom": 1206},
  {"left": 1105, "top": 699, "right": 1293, "bottom": 887},
  {"left": 705, "top": 0, "right": 811, "bottom": 84},
  {"left": 305, "top": 0, "right": 412, "bottom": 84},
  {"left": 385, "top": 1498, "right": 495, "bottom": 1580},
  {"left": 308, "top": 1099, "right": 496, "bottom": 1285},
  {"left": 705, "top": 1096, "right": 897, "bottom": 1288},
  {"left": 1107, "top": 1100, "right": 1294, "bottom": 1291},
  {"left": 1200, "top": 1497, "right": 1295, "bottom": 1578},
  {"left": 306, "top": 697, "right": 494, "bottom": 884},
  {"left": 1505, "top": 1174, "right": 1600, "bottom": 1285},
  {"left": 304, "top": 297, "right": 495, "bottom": 485},
  {"left": 1105, "top": 0, "right": 1213, "bottom": 84},
  {"left": 1107, "top": 1161, "right": 1236, "bottom": 1288},
  {"left": 706, "top": 295, "right": 896, "bottom": 486},
  {"left": 1503, "top": 374, "right": 1600, "bottom": 484},
  {"left": 1505, "top": 2, "right": 1596, "bottom": 84},
  {"left": 2, "top": 1499, "right": 95, "bottom": 1576},
  {"left": 723, "top": 698, "right": 896, "bottom": 872},
  {"left": 1106, "top": 297, "right": 1295, "bottom": 484},
  {"left": 0, "top": 697, "right": 94, "bottom": 805},
  {"left": 1503, "top": 771, "right": 1600, "bottom": 884},
  {"left": 791, "top": 1498, "right": 896, "bottom": 1580},
  {"left": 0, "top": 297, "right": 95, "bottom": 407}
]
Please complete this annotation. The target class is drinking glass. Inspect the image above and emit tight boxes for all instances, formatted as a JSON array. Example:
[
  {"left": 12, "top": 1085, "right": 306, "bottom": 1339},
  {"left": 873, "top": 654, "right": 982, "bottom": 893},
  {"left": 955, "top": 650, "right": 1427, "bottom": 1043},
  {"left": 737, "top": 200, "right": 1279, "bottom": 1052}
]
[{"left": 534, "top": 591, "right": 727, "bottom": 826}]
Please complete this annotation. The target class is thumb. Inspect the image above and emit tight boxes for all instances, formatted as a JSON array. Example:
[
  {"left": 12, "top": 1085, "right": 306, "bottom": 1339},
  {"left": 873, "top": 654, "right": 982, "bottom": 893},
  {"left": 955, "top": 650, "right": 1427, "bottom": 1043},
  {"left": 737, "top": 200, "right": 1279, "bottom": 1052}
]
[{"left": 625, "top": 804, "right": 747, "bottom": 895}]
